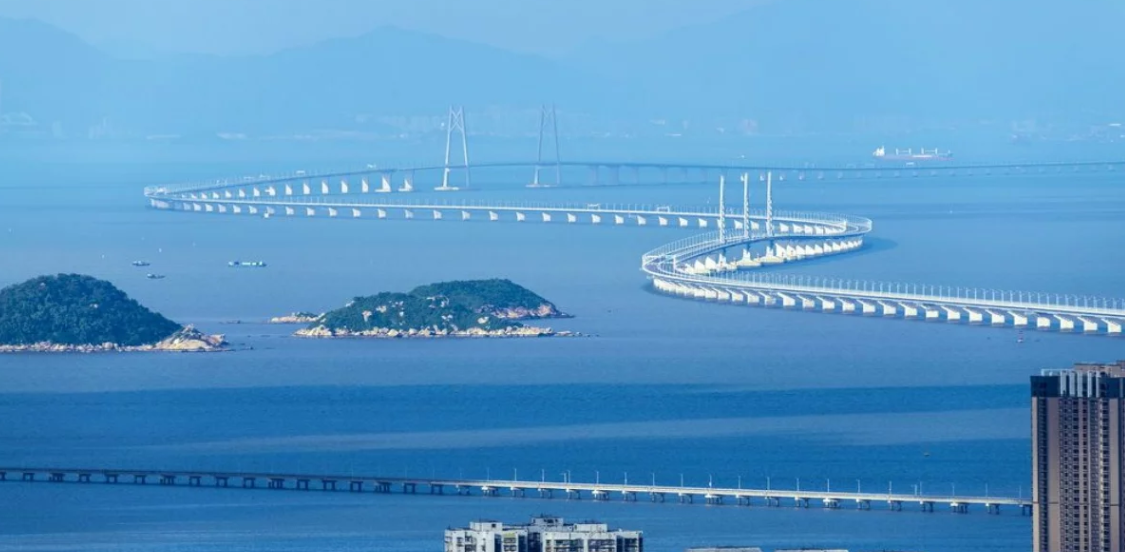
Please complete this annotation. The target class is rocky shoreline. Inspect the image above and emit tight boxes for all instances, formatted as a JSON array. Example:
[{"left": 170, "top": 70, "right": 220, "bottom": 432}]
[
  {"left": 0, "top": 326, "right": 228, "bottom": 353},
  {"left": 294, "top": 325, "right": 582, "bottom": 339}
]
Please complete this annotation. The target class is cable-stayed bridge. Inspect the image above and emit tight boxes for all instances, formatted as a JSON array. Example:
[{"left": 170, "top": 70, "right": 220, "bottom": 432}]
[{"left": 142, "top": 105, "right": 1125, "bottom": 335}]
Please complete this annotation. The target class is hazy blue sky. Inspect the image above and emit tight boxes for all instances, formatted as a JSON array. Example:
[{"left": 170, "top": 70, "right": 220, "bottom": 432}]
[{"left": 0, "top": 0, "right": 772, "bottom": 56}]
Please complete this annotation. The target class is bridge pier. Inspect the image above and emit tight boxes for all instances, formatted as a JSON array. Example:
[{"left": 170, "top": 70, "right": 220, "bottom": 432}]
[
  {"left": 430, "top": 483, "right": 443, "bottom": 495},
  {"left": 403, "top": 482, "right": 417, "bottom": 494},
  {"left": 796, "top": 497, "right": 809, "bottom": 508},
  {"left": 950, "top": 503, "right": 969, "bottom": 514},
  {"left": 295, "top": 479, "right": 310, "bottom": 490},
  {"left": 105, "top": 473, "right": 119, "bottom": 484},
  {"left": 159, "top": 475, "right": 176, "bottom": 486},
  {"left": 511, "top": 487, "right": 526, "bottom": 498},
  {"left": 920, "top": 501, "right": 935, "bottom": 513},
  {"left": 188, "top": 475, "right": 202, "bottom": 487},
  {"left": 375, "top": 481, "right": 392, "bottom": 493},
  {"left": 77, "top": 473, "right": 92, "bottom": 483},
  {"left": 623, "top": 491, "right": 637, "bottom": 502},
  {"left": 823, "top": 498, "right": 840, "bottom": 509},
  {"left": 242, "top": 477, "right": 255, "bottom": 488},
  {"left": 705, "top": 494, "right": 723, "bottom": 505},
  {"left": 22, "top": 472, "right": 34, "bottom": 482},
  {"left": 214, "top": 476, "right": 228, "bottom": 487},
  {"left": 678, "top": 493, "right": 693, "bottom": 504},
  {"left": 539, "top": 488, "right": 553, "bottom": 499},
  {"left": 566, "top": 489, "right": 581, "bottom": 500},
  {"left": 49, "top": 472, "right": 65, "bottom": 483},
  {"left": 456, "top": 485, "right": 471, "bottom": 496},
  {"left": 133, "top": 474, "right": 147, "bottom": 485},
  {"left": 267, "top": 478, "right": 285, "bottom": 489},
  {"left": 650, "top": 492, "right": 665, "bottom": 503},
  {"left": 888, "top": 500, "right": 902, "bottom": 511},
  {"left": 592, "top": 490, "right": 609, "bottom": 501},
  {"left": 857, "top": 499, "right": 871, "bottom": 510},
  {"left": 350, "top": 481, "right": 364, "bottom": 492},
  {"left": 321, "top": 479, "right": 337, "bottom": 491}
]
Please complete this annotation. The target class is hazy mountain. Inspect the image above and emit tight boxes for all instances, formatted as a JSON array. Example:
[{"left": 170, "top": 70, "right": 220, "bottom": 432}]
[
  {"left": 567, "top": 0, "right": 1124, "bottom": 129},
  {"left": 0, "top": 19, "right": 619, "bottom": 134},
  {"left": 1, "top": 2, "right": 1121, "bottom": 137}
]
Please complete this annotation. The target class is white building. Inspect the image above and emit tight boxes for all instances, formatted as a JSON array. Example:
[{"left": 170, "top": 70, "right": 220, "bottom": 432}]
[{"left": 445, "top": 516, "right": 642, "bottom": 552}]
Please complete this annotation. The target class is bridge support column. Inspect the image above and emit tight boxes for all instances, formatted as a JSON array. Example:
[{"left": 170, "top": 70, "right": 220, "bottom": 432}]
[
  {"left": 650, "top": 492, "right": 664, "bottom": 503},
  {"left": 987, "top": 504, "right": 1001, "bottom": 515},
  {"left": 105, "top": 473, "right": 119, "bottom": 484},
  {"left": 705, "top": 494, "right": 723, "bottom": 505},
  {"left": 188, "top": 475, "right": 202, "bottom": 487},
  {"left": 215, "top": 476, "right": 228, "bottom": 487},
  {"left": 623, "top": 491, "right": 637, "bottom": 502},
  {"left": 349, "top": 481, "right": 364, "bottom": 492},
  {"left": 456, "top": 485, "right": 470, "bottom": 496},
  {"left": 920, "top": 501, "right": 935, "bottom": 513},
  {"left": 678, "top": 493, "right": 693, "bottom": 504},
  {"left": 159, "top": 475, "right": 176, "bottom": 486},
  {"left": 77, "top": 473, "right": 91, "bottom": 483},
  {"left": 857, "top": 499, "right": 871, "bottom": 510},
  {"left": 430, "top": 484, "right": 444, "bottom": 495},
  {"left": 403, "top": 482, "right": 417, "bottom": 494},
  {"left": 539, "top": 488, "right": 553, "bottom": 499},
  {"left": 512, "top": 487, "right": 526, "bottom": 498},
  {"left": 133, "top": 475, "right": 147, "bottom": 485},
  {"left": 376, "top": 481, "right": 392, "bottom": 493},
  {"left": 242, "top": 477, "right": 255, "bottom": 488},
  {"left": 267, "top": 478, "right": 285, "bottom": 489},
  {"left": 22, "top": 472, "right": 34, "bottom": 482},
  {"left": 321, "top": 479, "right": 337, "bottom": 491},
  {"left": 49, "top": 472, "right": 65, "bottom": 483},
  {"left": 888, "top": 500, "right": 902, "bottom": 511},
  {"left": 295, "top": 479, "right": 310, "bottom": 490}
]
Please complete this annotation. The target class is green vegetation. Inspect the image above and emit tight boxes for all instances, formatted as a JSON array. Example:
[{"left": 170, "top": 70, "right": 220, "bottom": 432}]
[
  {"left": 409, "top": 279, "right": 561, "bottom": 316},
  {"left": 0, "top": 274, "right": 181, "bottom": 346},
  {"left": 318, "top": 292, "right": 517, "bottom": 333}
]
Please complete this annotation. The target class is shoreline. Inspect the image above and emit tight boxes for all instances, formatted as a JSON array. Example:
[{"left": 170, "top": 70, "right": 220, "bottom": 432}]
[{"left": 294, "top": 326, "right": 585, "bottom": 339}]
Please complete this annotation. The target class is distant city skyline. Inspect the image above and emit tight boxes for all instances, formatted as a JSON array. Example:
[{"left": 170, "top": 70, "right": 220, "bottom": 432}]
[{"left": 0, "top": 0, "right": 771, "bottom": 57}]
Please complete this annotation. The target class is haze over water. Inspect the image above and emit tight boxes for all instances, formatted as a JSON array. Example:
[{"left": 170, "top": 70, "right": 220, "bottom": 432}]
[{"left": 0, "top": 137, "right": 1122, "bottom": 551}]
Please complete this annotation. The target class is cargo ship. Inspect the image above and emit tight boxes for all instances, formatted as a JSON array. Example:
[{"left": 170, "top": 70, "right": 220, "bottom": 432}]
[
  {"left": 872, "top": 146, "right": 953, "bottom": 161},
  {"left": 228, "top": 260, "right": 267, "bottom": 268}
]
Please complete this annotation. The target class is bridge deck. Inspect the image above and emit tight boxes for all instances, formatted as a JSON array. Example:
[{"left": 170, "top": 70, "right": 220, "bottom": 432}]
[{"left": 0, "top": 467, "right": 1028, "bottom": 514}]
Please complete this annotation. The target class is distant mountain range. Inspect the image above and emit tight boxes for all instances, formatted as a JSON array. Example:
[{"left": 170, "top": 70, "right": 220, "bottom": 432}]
[{"left": 1, "top": 0, "right": 1122, "bottom": 136}]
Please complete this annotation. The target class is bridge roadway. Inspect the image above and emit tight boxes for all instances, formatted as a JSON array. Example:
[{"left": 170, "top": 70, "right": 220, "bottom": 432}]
[
  {"left": 0, "top": 467, "right": 1030, "bottom": 515},
  {"left": 641, "top": 224, "right": 1125, "bottom": 335},
  {"left": 148, "top": 157, "right": 1125, "bottom": 195},
  {"left": 143, "top": 169, "right": 1125, "bottom": 335}
]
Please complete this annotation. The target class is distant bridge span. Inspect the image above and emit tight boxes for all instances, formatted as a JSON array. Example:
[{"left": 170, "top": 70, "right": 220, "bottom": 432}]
[
  {"left": 153, "top": 157, "right": 1125, "bottom": 195},
  {"left": 143, "top": 167, "right": 1125, "bottom": 336},
  {"left": 1, "top": 466, "right": 1031, "bottom": 516}
]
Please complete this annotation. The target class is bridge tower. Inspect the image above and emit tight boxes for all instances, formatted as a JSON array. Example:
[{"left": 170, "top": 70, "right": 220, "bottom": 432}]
[
  {"left": 740, "top": 172, "right": 750, "bottom": 240},
  {"left": 765, "top": 171, "right": 774, "bottom": 238},
  {"left": 440, "top": 105, "right": 470, "bottom": 191},
  {"left": 532, "top": 104, "right": 561, "bottom": 187},
  {"left": 717, "top": 174, "right": 726, "bottom": 242}
]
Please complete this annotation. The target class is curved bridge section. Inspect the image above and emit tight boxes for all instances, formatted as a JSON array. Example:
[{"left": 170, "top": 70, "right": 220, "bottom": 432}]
[
  {"left": 642, "top": 221, "right": 1125, "bottom": 336},
  {"left": 144, "top": 173, "right": 1125, "bottom": 337}
]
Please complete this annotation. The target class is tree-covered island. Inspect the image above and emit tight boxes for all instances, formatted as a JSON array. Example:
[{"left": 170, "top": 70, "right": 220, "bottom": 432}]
[
  {"left": 0, "top": 274, "right": 226, "bottom": 352},
  {"left": 295, "top": 279, "right": 577, "bottom": 338}
]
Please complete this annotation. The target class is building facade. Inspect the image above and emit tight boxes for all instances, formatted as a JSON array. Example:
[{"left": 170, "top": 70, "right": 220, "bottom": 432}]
[
  {"left": 445, "top": 516, "right": 642, "bottom": 552},
  {"left": 1032, "top": 361, "right": 1125, "bottom": 552}
]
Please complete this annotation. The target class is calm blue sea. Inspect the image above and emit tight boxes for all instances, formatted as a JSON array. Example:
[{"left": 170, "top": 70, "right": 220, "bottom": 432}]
[{"left": 0, "top": 138, "right": 1123, "bottom": 552}]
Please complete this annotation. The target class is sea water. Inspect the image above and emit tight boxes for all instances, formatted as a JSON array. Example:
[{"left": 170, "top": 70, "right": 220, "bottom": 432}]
[{"left": 0, "top": 139, "right": 1122, "bottom": 551}]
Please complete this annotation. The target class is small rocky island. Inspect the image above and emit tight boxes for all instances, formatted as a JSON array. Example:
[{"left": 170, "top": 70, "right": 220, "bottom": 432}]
[
  {"left": 295, "top": 278, "right": 577, "bottom": 339},
  {"left": 0, "top": 274, "right": 227, "bottom": 353}
]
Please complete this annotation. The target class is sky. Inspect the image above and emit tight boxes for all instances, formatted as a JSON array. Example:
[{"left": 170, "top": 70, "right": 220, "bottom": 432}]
[{"left": 0, "top": 0, "right": 773, "bottom": 57}]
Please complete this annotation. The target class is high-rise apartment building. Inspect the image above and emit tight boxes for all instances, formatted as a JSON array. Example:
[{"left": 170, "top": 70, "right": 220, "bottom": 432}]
[
  {"left": 1031, "top": 361, "right": 1125, "bottom": 552},
  {"left": 444, "top": 516, "right": 642, "bottom": 552}
]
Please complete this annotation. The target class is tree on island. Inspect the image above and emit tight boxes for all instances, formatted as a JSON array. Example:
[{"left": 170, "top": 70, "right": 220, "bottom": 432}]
[{"left": 0, "top": 274, "right": 182, "bottom": 346}]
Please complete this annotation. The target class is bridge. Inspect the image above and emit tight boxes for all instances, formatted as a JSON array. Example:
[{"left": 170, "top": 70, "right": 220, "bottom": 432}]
[
  {"left": 0, "top": 466, "right": 1031, "bottom": 516},
  {"left": 143, "top": 166, "right": 1125, "bottom": 336},
  {"left": 151, "top": 157, "right": 1125, "bottom": 197}
]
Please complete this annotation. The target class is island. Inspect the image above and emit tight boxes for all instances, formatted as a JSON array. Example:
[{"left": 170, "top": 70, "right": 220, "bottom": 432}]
[
  {"left": 0, "top": 274, "right": 227, "bottom": 353},
  {"left": 268, "top": 312, "right": 323, "bottom": 324},
  {"left": 294, "top": 279, "right": 578, "bottom": 339}
]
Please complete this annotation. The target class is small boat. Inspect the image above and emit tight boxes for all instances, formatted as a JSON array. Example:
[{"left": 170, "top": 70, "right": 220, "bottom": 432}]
[
  {"left": 228, "top": 260, "right": 267, "bottom": 268},
  {"left": 146, "top": 274, "right": 165, "bottom": 280},
  {"left": 132, "top": 261, "right": 151, "bottom": 267}
]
